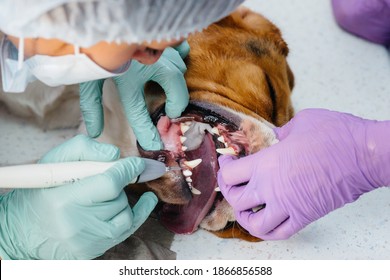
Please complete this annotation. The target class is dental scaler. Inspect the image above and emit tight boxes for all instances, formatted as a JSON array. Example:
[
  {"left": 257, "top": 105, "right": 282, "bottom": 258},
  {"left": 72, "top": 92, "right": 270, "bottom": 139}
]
[{"left": 0, "top": 158, "right": 178, "bottom": 189}]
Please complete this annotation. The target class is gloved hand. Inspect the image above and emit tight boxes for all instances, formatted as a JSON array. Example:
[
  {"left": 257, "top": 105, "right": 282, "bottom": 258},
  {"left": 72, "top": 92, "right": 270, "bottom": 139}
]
[
  {"left": 218, "top": 109, "right": 390, "bottom": 240},
  {"left": 79, "top": 41, "right": 190, "bottom": 151},
  {"left": 331, "top": 0, "right": 390, "bottom": 45},
  {"left": 0, "top": 135, "right": 157, "bottom": 259}
]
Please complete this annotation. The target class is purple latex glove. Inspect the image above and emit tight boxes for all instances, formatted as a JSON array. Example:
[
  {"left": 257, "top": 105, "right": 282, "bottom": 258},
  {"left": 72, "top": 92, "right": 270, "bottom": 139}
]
[
  {"left": 218, "top": 109, "right": 390, "bottom": 240},
  {"left": 331, "top": 0, "right": 390, "bottom": 46}
]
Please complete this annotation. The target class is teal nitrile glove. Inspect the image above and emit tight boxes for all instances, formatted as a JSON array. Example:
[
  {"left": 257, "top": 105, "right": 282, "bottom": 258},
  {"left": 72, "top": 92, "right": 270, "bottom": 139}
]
[
  {"left": 0, "top": 135, "right": 157, "bottom": 260},
  {"left": 79, "top": 41, "right": 190, "bottom": 151}
]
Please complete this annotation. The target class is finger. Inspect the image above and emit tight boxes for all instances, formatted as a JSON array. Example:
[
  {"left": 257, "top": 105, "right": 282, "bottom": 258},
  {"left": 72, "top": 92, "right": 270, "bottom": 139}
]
[
  {"left": 273, "top": 118, "right": 295, "bottom": 141},
  {"left": 173, "top": 41, "right": 190, "bottom": 60},
  {"left": 40, "top": 135, "right": 120, "bottom": 163},
  {"left": 128, "top": 192, "right": 158, "bottom": 235},
  {"left": 107, "top": 192, "right": 158, "bottom": 245},
  {"left": 217, "top": 154, "right": 258, "bottom": 186},
  {"left": 152, "top": 65, "right": 189, "bottom": 119},
  {"left": 79, "top": 80, "right": 105, "bottom": 138},
  {"left": 217, "top": 172, "right": 265, "bottom": 212},
  {"left": 105, "top": 204, "right": 135, "bottom": 243},
  {"left": 257, "top": 219, "right": 297, "bottom": 240},
  {"left": 79, "top": 157, "right": 146, "bottom": 203},
  {"left": 235, "top": 206, "right": 289, "bottom": 238},
  {"left": 160, "top": 48, "right": 187, "bottom": 73},
  {"left": 116, "top": 82, "right": 163, "bottom": 151},
  {"left": 92, "top": 191, "right": 129, "bottom": 221}
]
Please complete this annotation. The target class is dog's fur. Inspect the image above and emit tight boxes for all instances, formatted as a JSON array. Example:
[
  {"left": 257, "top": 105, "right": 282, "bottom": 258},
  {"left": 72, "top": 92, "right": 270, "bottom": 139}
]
[{"left": 0, "top": 8, "right": 294, "bottom": 241}]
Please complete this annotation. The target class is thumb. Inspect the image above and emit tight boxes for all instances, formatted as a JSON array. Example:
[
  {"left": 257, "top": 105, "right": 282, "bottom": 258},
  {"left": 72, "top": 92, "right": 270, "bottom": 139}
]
[
  {"left": 273, "top": 117, "right": 295, "bottom": 141},
  {"left": 79, "top": 80, "right": 105, "bottom": 138},
  {"left": 40, "top": 135, "right": 120, "bottom": 163},
  {"left": 173, "top": 41, "right": 190, "bottom": 59},
  {"left": 218, "top": 154, "right": 258, "bottom": 186},
  {"left": 83, "top": 157, "right": 146, "bottom": 203},
  {"left": 115, "top": 79, "right": 163, "bottom": 151}
]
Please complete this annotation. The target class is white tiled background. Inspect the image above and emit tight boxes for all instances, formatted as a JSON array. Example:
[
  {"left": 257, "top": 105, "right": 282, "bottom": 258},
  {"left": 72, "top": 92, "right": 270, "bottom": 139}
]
[{"left": 0, "top": 0, "right": 389, "bottom": 259}]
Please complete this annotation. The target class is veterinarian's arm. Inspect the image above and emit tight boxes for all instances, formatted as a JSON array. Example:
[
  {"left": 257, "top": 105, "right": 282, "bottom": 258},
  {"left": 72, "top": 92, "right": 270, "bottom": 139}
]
[
  {"left": 0, "top": 135, "right": 157, "bottom": 259},
  {"left": 218, "top": 109, "right": 390, "bottom": 240},
  {"left": 79, "top": 42, "right": 190, "bottom": 151}
]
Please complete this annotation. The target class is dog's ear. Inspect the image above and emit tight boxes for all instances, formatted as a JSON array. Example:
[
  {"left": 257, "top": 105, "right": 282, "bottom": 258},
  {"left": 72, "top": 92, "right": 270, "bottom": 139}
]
[
  {"left": 232, "top": 8, "right": 290, "bottom": 57},
  {"left": 286, "top": 63, "right": 295, "bottom": 91}
]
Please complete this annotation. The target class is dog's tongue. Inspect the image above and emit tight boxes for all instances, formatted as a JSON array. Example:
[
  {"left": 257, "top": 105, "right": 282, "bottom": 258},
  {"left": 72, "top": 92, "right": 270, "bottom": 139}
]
[{"left": 159, "top": 133, "right": 219, "bottom": 234}]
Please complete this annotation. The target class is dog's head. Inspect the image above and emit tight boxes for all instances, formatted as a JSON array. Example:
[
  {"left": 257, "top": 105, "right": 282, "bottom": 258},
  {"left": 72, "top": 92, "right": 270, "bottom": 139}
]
[{"left": 137, "top": 8, "right": 294, "bottom": 240}]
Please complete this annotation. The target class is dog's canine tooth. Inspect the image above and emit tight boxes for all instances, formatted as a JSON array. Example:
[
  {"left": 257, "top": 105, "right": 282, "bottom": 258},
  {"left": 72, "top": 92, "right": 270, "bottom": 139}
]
[
  {"left": 217, "top": 136, "right": 226, "bottom": 144},
  {"left": 182, "top": 146, "right": 188, "bottom": 152},
  {"left": 217, "top": 136, "right": 229, "bottom": 148},
  {"left": 183, "top": 169, "right": 192, "bottom": 177},
  {"left": 190, "top": 186, "right": 201, "bottom": 195},
  {"left": 214, "top": 187, "right": 221, "bottom": 192},
  {"left": 184, "top": 159, "right": 202, "bottom": 169},
  {"left": 185, "top": 121, "right": 192, "bottom": 126},
  {"left": 216, "top": 147, "right": 237, "bottom": 155},
  {"left": 180, "top": 136, "right": 187, "bottom": 143},
  {"left": 211, "top": 127, "right": 220, "bottom": 135},
  {"left": 180, "top": 123, "right": 190, "bottom": 134}
]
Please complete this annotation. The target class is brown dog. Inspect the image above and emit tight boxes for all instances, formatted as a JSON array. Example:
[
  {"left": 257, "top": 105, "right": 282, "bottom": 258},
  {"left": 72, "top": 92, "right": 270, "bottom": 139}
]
[{"left": 95, "top": 7, "right": 294, "bottom": 241}]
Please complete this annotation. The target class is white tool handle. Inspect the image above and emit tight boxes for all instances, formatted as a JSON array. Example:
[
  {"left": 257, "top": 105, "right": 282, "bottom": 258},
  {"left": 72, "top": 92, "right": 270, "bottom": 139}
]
[{"left": 0, "top": 159, "right": 167, "bottom": 189}]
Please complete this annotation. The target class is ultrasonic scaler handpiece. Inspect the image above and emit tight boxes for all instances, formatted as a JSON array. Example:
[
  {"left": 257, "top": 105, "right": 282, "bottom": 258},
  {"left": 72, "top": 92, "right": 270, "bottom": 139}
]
[{"left": 0, "top": 158, "right": 175, "bottom": 188}]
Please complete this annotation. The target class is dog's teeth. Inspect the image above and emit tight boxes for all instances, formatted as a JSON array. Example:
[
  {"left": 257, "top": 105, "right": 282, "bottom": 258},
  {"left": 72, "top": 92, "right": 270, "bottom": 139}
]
[
  {"left": 217, "top": 136, "right": 229, "bottom": 147},
  {"left": 216, "top": 147, "right": 237, "bottom": 155},
  {"left": 211, "top": 127, "right": 220, "bottom": 135},
  {"left": 185, "top": 121, "right": 192, "bottom": 126},
  {"left": 186, "top": 177, "right": 193, "bottom": 183},
  {"left": 180, "top": 123, "right": 190, "bottom": 134},
  {"left": 191, "top": 186, "right": 201, "bottom": 195},
  {"left": 217, "top": 136, "right": 226, "bottom": 143},
  {"left": 252, "top": 206, "right": 263, "bottom": 213},
  {"left": 183, "top": 169, "right": 192, "bottom": 177},
  {"left": 180, "top": 136, "right": 187, "bottom": 143},
  {"left": 214, "top": 187, "right": 221, "bottom": 192},
  {"left": 182, "top": 146, "right": 188, "bottom": 152},
  {"left": 184, "top": 159, "right": 202, "bottom": 169}
]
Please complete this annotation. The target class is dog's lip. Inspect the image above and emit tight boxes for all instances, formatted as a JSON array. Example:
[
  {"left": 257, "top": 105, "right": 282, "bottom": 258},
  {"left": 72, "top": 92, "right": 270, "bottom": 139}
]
[
  {"left": 149, "top": 101, "right": 244, "bottom": 234},
  {"left": 151, "top": 101, "right": 242, "bottom": 131}
]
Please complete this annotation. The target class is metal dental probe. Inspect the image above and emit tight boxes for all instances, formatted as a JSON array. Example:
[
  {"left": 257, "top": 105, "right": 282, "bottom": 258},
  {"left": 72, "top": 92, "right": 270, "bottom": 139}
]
[{"left": 0, "top": 158, "right": 180, "bottom": 189}]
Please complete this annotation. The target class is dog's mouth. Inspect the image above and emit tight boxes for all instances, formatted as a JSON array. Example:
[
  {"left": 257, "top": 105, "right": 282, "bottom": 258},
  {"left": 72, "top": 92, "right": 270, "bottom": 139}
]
[{"left": 138, "top": 101, "right": 250, "bottom": 234}]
